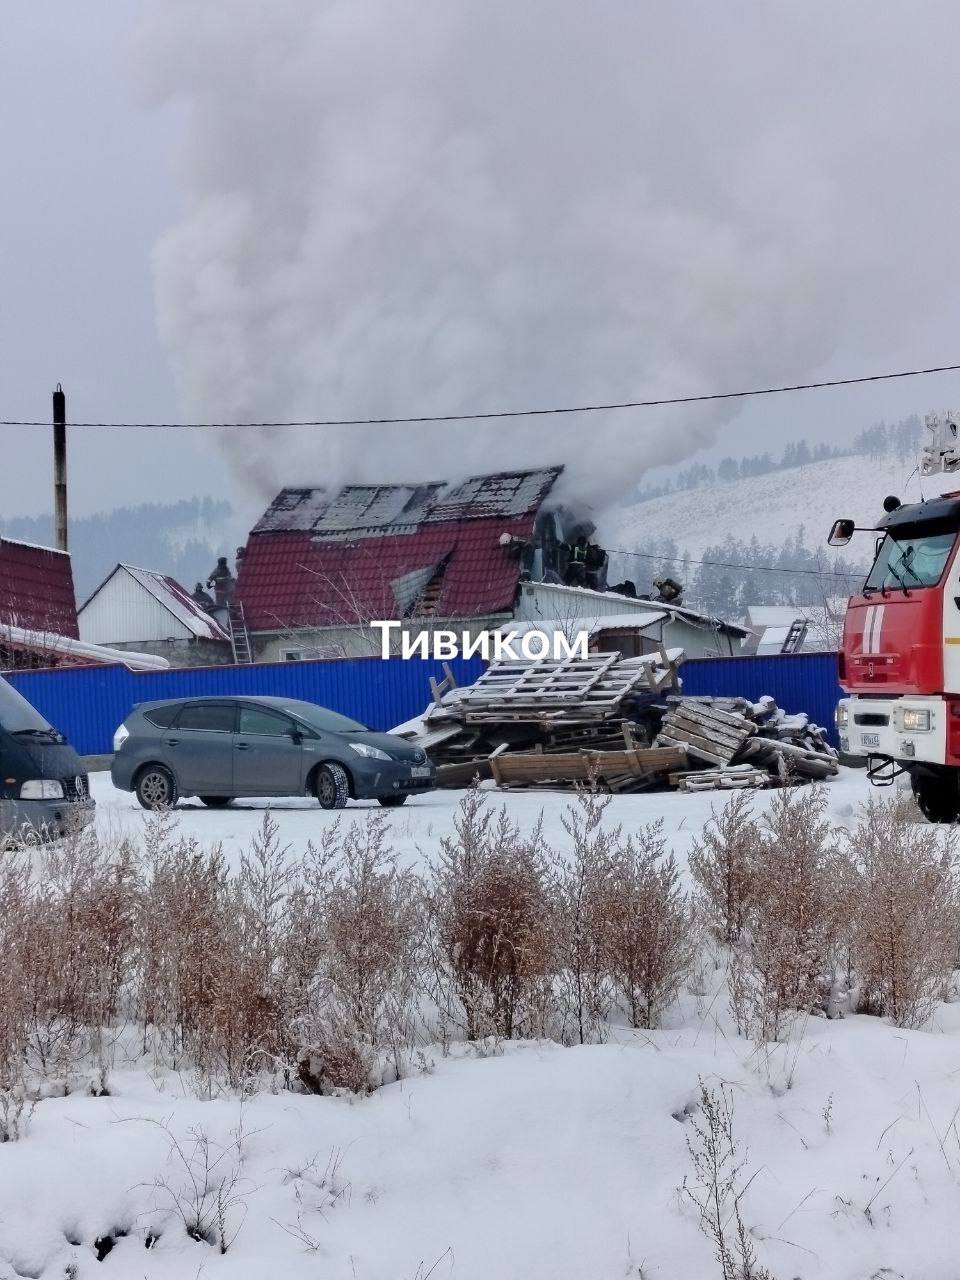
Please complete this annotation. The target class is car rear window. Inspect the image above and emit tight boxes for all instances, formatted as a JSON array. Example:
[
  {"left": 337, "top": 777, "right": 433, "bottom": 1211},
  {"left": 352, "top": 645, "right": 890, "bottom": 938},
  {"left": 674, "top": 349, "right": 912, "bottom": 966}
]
[
  {"left": 143, "top": 704, "right": 181, "bottom": 728},
  {"left": 175, "top": 703, "right": 237, "bottom": 732}
]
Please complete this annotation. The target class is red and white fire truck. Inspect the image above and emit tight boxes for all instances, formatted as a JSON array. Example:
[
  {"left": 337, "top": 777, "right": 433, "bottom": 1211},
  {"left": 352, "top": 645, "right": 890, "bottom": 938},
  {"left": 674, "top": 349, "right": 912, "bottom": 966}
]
[{"left": 832, "top": 412, "right": 960, "bottom": 822}]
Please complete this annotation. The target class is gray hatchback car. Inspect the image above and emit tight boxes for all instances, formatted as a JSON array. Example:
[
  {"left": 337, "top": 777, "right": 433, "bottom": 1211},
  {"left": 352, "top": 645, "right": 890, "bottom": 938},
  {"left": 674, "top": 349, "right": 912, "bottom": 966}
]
[{"left": 110, "top": 696, "right": 435, "bottom": 810}]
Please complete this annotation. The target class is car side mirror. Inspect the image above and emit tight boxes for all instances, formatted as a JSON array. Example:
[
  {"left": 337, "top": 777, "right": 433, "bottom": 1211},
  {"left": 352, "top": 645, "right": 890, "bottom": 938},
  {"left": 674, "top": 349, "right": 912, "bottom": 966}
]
[
  {"left": 289, "top": 729, "right": 303, "bottom": 744},
  {"left": 828, "top": 518, "right": 855, "bottom": 546}
]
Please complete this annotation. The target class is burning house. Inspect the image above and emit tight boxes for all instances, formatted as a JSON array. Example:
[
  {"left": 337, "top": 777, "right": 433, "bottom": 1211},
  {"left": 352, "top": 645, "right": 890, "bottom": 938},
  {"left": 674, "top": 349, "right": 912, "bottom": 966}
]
[{"left": 233, "top": 467, "right": 746, "bottom": 662}]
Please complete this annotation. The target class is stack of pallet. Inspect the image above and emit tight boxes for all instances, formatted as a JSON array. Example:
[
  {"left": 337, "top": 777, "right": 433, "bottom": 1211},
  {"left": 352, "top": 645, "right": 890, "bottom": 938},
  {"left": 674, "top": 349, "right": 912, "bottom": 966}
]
[
  {"left": 655, "top": 694, "right": 838, "bottom": 789},
  {"left": 394, "top": 656, "right": 839, "bottom": 794},
  {"left": 395, "top": 649, "right": 685, "bottom": 792}
]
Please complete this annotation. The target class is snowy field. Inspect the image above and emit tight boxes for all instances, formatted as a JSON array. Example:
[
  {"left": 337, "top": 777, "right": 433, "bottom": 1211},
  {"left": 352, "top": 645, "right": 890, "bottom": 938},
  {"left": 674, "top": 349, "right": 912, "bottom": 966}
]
[
  {"left": 90, "top": 767, "right": 873, "bottom": 879},
  {"left": 7, "top": 770, "right": 960, "bottom": 1280}
]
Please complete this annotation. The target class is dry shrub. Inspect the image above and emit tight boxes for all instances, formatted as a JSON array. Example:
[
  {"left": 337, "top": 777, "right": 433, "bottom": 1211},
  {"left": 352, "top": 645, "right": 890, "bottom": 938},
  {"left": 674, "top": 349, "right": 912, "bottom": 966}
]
[
  {"left": 432, "top": 789, "right": 553, "bottom": 1040},
  {"left": 596, "top": 819, "right": 695, "bottom": 1030},
  {"left": 846, "top": 793, "right": 960, "bottom": 1027},
  {"left": 20, "top": 826, "right": 138, "bottom": 1076},
  {"left": 681, "top": 1078, "right": 777, "bottom": 1280},
  {"left": 137, "top": 815, "right": 234, "bottom": 1074},
  {"left": 729, "top": 787, "right": 842, "bottom": 1041},
  {"left": 319, "top": 810, "right": 421, "bottom": 1069},
  {"left": 689, "top": 792, "right": 760, "bottom": 947},
  {"left": 296, "top": 1009, "right": 375, "bottom": 1096},
  {"left": 551, "top": 790, "right": 618, "bottom": 1044}
]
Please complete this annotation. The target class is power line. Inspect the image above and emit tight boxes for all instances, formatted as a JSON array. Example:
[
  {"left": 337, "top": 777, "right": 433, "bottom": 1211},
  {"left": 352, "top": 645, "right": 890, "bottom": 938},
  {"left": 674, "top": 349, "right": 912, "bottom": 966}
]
[
  {"left": 4, "top": 359, "right": 960, "bottom": 429},
  {"left": 606, "top": 545, "right": 866, "bottom": 580}
]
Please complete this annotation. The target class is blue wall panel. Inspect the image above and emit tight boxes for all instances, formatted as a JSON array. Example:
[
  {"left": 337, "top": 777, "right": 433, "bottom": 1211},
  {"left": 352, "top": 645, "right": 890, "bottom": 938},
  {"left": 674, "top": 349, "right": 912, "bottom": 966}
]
[
  {"left": 4, "top": 656, "right": 485, "bottom": 756},
  {"left": 4, "top": 651, "right": 844, "bottom": 756},
  {"left": 681, "top": 652, "right": 844, "bottom": 744}
]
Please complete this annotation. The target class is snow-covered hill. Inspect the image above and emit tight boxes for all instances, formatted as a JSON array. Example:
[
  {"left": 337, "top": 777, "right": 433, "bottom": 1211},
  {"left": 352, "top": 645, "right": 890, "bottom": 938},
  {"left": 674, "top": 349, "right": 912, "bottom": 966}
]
[{"left": 606, "top": 452, "right": 930, "bottom": 562}]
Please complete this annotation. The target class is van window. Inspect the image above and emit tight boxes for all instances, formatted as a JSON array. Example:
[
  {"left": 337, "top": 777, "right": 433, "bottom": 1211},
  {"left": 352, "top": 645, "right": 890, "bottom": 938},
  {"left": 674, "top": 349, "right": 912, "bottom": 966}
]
[
  {"left": 240, "top": 707, "right": 296, "bottom": 737},
  {"left": 0, "top": 677, "right": 54, "bottom": 734},
  {"left": 144, "top": 704, "right": 181, "bottom": 728},
  {"left": 174, "top": 703, "right": 236, "bottom": 733}
]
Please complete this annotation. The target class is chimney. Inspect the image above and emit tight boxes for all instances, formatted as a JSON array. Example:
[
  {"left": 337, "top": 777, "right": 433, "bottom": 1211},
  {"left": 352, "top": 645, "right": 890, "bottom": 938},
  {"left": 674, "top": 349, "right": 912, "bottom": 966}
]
[{"left": 53, "top": 384, "right": 67, "bottom": 552}]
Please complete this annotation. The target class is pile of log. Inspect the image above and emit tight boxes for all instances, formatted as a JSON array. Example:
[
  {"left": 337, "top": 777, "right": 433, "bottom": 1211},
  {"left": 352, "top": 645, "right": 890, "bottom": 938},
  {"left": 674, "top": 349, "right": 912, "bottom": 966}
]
[{"left": 394, "top": 655, "right": 839, "bottom": 793}]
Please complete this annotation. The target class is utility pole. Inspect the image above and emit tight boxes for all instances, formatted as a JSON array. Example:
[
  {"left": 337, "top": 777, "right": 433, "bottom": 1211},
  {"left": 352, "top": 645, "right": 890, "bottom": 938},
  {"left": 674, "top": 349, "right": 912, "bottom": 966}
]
[{"left": 53, "top": 383, "right": 68, "bottom": 552}]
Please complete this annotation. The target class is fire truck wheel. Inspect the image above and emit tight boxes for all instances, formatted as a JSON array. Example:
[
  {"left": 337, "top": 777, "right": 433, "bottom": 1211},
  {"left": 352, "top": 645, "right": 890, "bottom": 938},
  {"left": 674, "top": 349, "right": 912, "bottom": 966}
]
[{"left": 911, "top": 770, "right": 960, "bottom": 824}]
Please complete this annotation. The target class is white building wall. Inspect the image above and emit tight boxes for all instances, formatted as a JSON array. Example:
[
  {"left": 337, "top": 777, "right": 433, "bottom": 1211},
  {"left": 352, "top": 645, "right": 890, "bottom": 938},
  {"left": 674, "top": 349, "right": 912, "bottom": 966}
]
[
  {"left": 79, "top": 568, "right": 194, "bottom": 646},
  {"left": 516, "top": 582, "right": 741, "bottom": 658}
]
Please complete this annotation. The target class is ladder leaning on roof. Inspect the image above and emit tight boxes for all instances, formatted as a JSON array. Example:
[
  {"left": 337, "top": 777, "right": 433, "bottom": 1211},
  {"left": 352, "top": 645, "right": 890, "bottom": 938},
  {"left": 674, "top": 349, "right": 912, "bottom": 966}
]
[{"left": 228, "top": 601, "right": 254, "bottom": 664}]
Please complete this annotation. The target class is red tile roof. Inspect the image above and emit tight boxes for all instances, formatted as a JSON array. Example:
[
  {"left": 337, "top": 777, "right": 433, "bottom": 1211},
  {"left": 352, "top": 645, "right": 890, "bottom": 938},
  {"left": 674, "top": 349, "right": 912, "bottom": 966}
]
[
  {"left": 0, "top": 538, "right": 78, "bottom": 638},
  {"left": 238, "top": 468, "right": 562, "bottom": 631}
]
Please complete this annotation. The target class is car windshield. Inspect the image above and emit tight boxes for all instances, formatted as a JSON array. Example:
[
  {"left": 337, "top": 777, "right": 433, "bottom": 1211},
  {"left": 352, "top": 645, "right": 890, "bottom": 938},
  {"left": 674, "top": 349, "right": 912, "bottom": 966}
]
[
  {"left": 0, "top": 677, "right": 58, "bottom": 735},
  {"left": 865, "top": 528, "right": 956, "bottom": 591},
  {"left": 282, "top": 703, "right": 368, "bottom": 734}
]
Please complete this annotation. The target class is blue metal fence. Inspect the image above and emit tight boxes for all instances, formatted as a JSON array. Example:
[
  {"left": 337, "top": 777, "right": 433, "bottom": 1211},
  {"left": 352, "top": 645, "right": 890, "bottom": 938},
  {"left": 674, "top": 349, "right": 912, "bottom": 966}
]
[
  {"left": 4, "top": 656, "right": 486, "bottom": 756},
  {"left": 681, "top": 652, "right": 844, "bottom": 745},
  {"left": 3, "top": 650, "right": 844, "bottom": 757}
]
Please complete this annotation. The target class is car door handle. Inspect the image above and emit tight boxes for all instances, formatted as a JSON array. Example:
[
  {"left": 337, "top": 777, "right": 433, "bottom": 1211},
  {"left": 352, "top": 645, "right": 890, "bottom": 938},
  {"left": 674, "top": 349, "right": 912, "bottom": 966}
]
[
  {"left": 235, "top": 742, "right": 251, "bottom": 751},
  {"left": 164, "top": 738, "right": 179, "bottom": 747}
]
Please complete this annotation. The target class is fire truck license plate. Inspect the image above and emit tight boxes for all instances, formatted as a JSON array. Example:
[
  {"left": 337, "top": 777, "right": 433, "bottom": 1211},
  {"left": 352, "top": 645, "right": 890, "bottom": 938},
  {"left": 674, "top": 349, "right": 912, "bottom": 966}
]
[{"left": 861, "top": 733, "right": 881, "bottom": 749}]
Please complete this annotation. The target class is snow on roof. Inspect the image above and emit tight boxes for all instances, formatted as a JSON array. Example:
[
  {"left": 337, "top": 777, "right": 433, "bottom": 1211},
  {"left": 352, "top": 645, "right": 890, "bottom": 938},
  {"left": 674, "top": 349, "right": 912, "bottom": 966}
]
[
  {"left": 118, "top": 565, "right": 230, "bottom": 642},
  {"left": 498, "top": 611, "right": 667, "bottom": 638},
  {"left": 0, "top": 622, "right": 169, "bottom": 671},
  {"left": 252, "top": 468, "right": 563, "bottom": 537},
  {"left": 522, "top": 581, "right": 750, "bottom": 636},
  {"left": 0, "top": 535, "right": 69, "bottom": 556}
]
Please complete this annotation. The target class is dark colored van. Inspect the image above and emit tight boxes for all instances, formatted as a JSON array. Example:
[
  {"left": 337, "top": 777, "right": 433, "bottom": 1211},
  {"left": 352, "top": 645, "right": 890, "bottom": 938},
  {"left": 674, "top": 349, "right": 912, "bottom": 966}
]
[{"left": 0, "top": 676, "right": 94, "bottom": 837}]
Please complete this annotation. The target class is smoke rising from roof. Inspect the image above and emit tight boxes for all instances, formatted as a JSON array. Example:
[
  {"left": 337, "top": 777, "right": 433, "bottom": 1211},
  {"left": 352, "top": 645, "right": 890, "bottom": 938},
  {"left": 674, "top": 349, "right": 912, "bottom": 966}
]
[{"left": 133, "top": 1, "right": 960, "bottom": 518}]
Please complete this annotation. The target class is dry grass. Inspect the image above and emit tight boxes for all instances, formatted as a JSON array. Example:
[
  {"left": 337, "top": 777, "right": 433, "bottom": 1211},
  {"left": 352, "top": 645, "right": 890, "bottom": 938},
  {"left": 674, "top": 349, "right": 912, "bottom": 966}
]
[{"left": 0, "top": 785, "right": 953, "bottom": 1102}]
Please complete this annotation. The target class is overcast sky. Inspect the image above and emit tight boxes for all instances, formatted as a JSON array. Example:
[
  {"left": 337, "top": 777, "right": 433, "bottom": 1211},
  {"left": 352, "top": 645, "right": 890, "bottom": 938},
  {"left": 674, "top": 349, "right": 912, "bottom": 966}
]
[{"left": 4, "top": 2, "right": 960, "bottom": 519}]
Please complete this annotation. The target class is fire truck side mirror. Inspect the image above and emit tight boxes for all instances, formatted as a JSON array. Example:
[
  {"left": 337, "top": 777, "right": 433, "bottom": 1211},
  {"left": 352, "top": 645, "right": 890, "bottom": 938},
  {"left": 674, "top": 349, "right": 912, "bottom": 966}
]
[{"left": 828, "top": 518, "right": 855, "bottom": 546}]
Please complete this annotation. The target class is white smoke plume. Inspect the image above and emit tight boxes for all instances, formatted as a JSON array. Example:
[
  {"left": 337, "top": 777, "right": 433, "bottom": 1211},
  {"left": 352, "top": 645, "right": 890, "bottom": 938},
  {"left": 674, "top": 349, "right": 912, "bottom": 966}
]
[{"left": 132, "top": 1, "right": 960, "bottom": 516}]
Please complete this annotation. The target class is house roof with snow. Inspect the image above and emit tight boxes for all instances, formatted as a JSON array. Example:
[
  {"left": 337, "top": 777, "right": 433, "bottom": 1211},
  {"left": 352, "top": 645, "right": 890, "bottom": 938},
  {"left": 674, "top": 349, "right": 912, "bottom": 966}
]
[
  {"left": 0, "top": 536, "right": 77, "bottom": 638},
  {"left": 79, "top": 564, "right": 230, "bottom": 646},
  {"left": 237, "top": 468, "right": 564, "bottom": 631},
  {"left": 519, "top": 580, "right": 750, "bottom": 639}
]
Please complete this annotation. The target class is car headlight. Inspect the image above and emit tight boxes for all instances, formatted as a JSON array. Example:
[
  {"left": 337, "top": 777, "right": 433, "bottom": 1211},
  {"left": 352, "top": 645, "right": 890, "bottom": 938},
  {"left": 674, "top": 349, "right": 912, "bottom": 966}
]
[
  {"left": 835, "top": 702, "right": 849, "bottom": 728},
  {"left": 20, "top": 780, "right": 64, "bottom": 800},
  {"left": 899, "top": 708, "right": 933, "bottom": 733},
  {"left": 348, "top": 742, "right": 392, "bottom": 761},
  {"left": 113, "top": 724, "right": 129, "bottom": 753}
]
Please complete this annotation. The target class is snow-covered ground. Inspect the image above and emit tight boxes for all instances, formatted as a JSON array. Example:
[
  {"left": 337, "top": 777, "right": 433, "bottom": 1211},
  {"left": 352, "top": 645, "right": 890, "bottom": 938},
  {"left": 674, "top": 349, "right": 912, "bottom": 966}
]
[
  {"left": 2, "top": 769, "right": 949, "bottom": 1279},
  {"left": 90, "top": 768, "right": 872, "bottom": 879}
]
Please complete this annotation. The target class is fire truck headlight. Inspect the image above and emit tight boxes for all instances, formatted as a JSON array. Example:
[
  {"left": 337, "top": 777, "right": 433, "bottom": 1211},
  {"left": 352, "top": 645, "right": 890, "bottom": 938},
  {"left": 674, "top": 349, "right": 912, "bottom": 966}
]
[
  {"left": 900, "top": 709, "right": 933, "bottom": 733},
  {"left": 835, "top": 703, "right": 849, "bottom": 729}
]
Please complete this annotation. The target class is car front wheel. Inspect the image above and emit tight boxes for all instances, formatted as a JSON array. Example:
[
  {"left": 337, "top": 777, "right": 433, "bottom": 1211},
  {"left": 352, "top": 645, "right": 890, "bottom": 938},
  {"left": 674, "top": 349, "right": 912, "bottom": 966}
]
[
  {"left": 378, "top": 795, "right": 408, "bottom": 807},
  {"left": 135, "top": 764, "right": 179, "bottom": 811},
  {"left": 315, "top": 763, "right": 349, "bottom": 810},
  {"left": 199, "top": 796, "right": 233, "bottom": 808}
]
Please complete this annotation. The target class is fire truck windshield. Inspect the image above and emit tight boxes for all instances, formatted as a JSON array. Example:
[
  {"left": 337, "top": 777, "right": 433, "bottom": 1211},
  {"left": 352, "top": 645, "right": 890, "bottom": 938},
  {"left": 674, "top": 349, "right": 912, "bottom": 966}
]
[{"left": 865, "top": 529, "right": 956, "bottom": 592}]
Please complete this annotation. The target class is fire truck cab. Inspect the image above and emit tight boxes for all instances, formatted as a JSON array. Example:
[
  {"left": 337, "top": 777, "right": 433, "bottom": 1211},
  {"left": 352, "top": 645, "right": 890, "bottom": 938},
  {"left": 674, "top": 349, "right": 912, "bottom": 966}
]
[{"left": 833, "top": 412, "right": 960, "bottom": 821}]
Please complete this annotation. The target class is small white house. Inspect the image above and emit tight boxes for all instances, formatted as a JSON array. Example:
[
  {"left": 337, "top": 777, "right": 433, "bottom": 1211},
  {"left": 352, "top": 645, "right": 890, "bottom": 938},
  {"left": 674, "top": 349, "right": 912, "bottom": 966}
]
[
  {"left": 79, "top": 564, "right": 232, "bottom": 667},
  {"left": 514, "top": 581, "right": 748, "bottom": 658}
]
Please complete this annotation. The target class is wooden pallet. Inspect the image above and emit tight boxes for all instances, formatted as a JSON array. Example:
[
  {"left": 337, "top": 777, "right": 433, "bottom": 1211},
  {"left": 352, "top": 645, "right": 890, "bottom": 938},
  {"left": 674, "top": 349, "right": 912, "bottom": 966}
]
[
  {"left": 672, "top": 766, "right": 769, "bottom": 792},
  {"left": 655, "top": 700, "right": 755, "bottom": 766},
  {"left": 489, "top": 744, "right": 686, "bottom": 789},
  {"left": 453, "top": 649, "right": 681, "bottom": 724}
]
